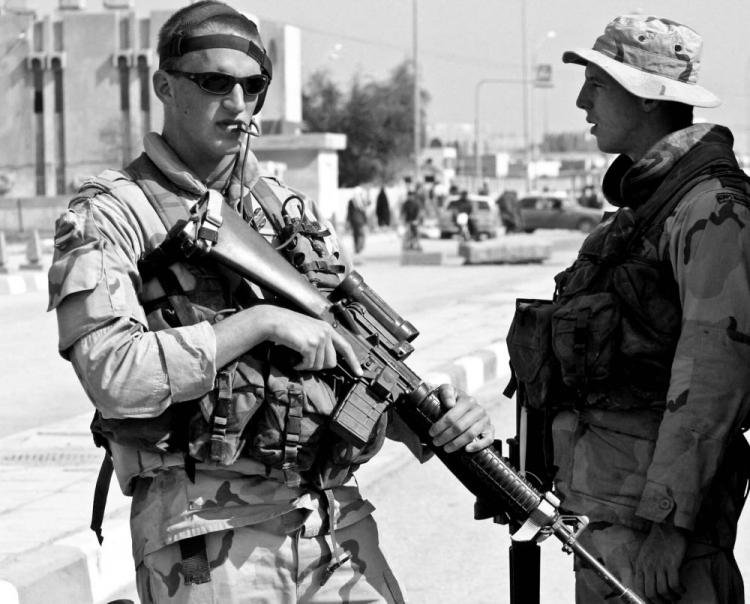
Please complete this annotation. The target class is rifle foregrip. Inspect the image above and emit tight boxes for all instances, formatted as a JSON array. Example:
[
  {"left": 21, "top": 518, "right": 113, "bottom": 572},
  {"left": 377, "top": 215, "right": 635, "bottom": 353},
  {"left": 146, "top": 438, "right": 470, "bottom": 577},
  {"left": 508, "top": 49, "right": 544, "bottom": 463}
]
[{"left": 399, "top": 384, "right": 543, "bottom": 521}]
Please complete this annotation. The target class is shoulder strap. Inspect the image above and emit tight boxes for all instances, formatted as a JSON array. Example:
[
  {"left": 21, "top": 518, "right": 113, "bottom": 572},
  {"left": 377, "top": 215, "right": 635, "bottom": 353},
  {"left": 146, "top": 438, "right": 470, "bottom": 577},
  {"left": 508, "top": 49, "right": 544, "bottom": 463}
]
[
  {"left": 626, "top": 145, "right": 743, "bottom": 250},
  {"left": 124, "top": 153, "right": 196, "bottom": 231},
  {"left": 251, "top": 176, "right": 288, "bottom": 234}
]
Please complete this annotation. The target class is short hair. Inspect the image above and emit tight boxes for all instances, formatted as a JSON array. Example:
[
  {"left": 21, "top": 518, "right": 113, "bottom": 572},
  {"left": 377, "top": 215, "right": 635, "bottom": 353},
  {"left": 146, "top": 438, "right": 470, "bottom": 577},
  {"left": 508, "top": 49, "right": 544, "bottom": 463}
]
[{"left": 157, "top": 1, "right": 264, "bottom": 70}]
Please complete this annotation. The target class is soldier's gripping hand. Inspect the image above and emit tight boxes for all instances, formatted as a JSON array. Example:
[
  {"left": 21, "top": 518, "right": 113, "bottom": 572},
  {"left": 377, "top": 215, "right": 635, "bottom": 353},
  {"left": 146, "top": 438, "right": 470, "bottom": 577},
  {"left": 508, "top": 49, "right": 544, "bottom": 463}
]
[
  {"left": 213, "top": 305, "right": 362, "bottom": 376},
  {"left": 428, "top": 384, "right": 495, "bottom": 453}
]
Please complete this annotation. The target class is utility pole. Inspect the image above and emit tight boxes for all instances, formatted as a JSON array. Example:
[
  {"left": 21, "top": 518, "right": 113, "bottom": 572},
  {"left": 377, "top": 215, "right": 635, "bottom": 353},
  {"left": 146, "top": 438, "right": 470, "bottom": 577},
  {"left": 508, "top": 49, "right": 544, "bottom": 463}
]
[
  {"left": 413, "top": 0, "right": 420, "bottom": 187},
  {"left": 520, "top": 1, "right": 531, "bottom": 193}
]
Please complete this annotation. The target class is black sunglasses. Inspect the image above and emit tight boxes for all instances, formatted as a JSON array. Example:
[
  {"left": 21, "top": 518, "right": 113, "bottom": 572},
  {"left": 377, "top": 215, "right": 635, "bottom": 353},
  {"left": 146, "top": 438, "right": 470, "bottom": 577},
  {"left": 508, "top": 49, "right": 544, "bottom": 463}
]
[{"left": 166, "top": 70, "right": 269, "bottom": 96}]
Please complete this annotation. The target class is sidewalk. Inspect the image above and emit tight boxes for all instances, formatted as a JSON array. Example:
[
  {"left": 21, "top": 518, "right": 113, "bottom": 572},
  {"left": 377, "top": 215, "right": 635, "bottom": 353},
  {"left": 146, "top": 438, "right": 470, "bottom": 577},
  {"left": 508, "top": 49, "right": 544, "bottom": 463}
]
[{"left": 0, "top": 229, "right": 536, "bottom": 604}]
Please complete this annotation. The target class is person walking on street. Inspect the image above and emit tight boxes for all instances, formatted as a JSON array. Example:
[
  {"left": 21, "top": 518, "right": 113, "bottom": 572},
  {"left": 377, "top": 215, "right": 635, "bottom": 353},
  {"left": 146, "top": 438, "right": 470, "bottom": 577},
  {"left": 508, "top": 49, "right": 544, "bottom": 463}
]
[
  {"left": 375, "top": 185, "right": 391, "bottom": 228},
  {"left": 346, "top": 186, "right": 368, "bottom": 261},
  {"left": 452, "top": 190, "right": 477, "bottom": 241},
  {"left": 400, "top": 190, "right": 423, "bottom": 251},
  {"left": 508, "top": 14, "right": 750, "bottom": 603},
  {"left": 46, "top": 2, "right": 495, "bottom": 602},
  {"left": 496, "top": 189, "right": 522, "bottom": 233}
]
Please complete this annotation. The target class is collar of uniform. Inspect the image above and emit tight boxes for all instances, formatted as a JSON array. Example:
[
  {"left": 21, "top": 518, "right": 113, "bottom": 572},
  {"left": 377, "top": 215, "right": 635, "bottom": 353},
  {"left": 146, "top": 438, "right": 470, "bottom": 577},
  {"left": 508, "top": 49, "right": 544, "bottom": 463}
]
[
  {"left": 602, "top": 122, "right": 732, "bottom": 208},
  {"left": 143, "top": 132, "right": 207, "bottom": 196},
  {"left": 142, "top": 132, "right": 262, "bottom": 199}
]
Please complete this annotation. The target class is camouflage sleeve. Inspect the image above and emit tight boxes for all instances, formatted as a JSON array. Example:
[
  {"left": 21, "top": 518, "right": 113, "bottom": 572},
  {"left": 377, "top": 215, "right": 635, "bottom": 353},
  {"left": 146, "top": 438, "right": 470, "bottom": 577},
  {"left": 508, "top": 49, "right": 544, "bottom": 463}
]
[
  {"left": 636, "top": 182, "right": 750, "bottom": 530},
  {"left": 48, "top": 192, "right": 217, "bottom": 419}
]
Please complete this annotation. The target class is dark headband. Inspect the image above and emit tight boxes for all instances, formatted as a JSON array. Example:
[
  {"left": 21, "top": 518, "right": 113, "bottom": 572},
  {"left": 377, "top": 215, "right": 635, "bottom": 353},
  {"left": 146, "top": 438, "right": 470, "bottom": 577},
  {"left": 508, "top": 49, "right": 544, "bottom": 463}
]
[{"left": 162, "top": 33, "right": 273, "bottom": 79}]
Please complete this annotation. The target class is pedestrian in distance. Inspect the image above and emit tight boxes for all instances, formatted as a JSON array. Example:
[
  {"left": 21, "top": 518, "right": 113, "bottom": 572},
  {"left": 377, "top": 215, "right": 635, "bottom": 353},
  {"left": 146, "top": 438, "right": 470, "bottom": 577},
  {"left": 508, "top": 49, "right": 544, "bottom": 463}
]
[
  {"left": 507, "top": 14, "right": 750, "bottom": 604},
  {"left": 496, "top": 189, "right": 522, "bottom": 233},
  {"left": 400, "top": 189, "right": 423, "bottom": 251},
  {"left": 46, "top": 2, "right": 495, "bottom": 602},
  {"left": 346, "top": 186, "right": 368, "bottom": 261},
  {"left": 375, "top": 185, "right": 392, "bottom": 228},
  {"left": 452, "top": 189, "right": 477, "bottom": 241}
]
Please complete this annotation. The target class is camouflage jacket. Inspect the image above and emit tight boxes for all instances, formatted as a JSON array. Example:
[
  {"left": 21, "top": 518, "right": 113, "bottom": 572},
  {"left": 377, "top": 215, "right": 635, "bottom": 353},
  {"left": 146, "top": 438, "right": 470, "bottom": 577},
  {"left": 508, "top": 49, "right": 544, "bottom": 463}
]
[
  {"left": 47, "top": 133, "right": 426, "bottom": 565},
  {"left": 552, "top": 123, "right": 750, "bottom": 547}
]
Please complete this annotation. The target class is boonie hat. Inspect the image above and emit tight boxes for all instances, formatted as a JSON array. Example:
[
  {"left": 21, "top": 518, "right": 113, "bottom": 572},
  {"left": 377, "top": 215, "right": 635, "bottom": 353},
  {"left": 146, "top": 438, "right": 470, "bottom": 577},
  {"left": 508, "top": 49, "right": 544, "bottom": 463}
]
[{"left": 562, "top": 15, "right": 720, "bottom": 107}]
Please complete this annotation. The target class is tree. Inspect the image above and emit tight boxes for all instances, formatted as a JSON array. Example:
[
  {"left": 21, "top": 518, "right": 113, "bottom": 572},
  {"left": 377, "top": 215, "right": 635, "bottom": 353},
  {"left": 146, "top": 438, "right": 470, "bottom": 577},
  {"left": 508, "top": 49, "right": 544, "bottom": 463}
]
[{"left": 302, "top": 60, "right": 429, "bottom": 187}]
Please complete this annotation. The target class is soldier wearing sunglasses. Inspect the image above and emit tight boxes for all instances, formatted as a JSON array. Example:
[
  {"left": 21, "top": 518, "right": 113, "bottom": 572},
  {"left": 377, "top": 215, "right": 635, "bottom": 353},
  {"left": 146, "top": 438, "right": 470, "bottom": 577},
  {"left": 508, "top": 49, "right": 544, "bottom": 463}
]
[{"left": 47, "top": 1, "right": 494, "bottom": 602}]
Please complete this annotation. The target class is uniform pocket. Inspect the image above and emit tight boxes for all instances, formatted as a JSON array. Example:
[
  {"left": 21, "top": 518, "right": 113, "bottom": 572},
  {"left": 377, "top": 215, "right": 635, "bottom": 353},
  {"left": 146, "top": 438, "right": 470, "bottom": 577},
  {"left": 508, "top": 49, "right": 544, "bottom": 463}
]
[
  {"left": 506, "top": 298, "right": 561, "bottom": 409},
  {"left": 568, "top": 422, "right": 653, "bottom": 509},
  {"left": 552, "top": 292, "right": 619, "bottom": 390}
]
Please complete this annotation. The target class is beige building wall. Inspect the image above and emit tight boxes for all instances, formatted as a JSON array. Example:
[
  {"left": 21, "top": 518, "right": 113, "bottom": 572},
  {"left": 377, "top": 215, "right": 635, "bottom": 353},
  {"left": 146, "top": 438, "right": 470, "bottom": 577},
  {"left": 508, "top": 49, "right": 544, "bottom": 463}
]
[
  {"left": 1, "top": 13, "right": 40, "bottom": 196},
  {"left": 0, "top": 9, "right": 343, "bottom": 209}
]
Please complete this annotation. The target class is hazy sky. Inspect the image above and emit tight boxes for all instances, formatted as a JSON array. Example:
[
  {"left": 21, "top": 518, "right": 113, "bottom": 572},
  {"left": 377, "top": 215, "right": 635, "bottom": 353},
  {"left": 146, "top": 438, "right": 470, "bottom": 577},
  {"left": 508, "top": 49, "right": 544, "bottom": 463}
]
[{"left": 18, "top": 0, "right": 750, "bottom": 152}]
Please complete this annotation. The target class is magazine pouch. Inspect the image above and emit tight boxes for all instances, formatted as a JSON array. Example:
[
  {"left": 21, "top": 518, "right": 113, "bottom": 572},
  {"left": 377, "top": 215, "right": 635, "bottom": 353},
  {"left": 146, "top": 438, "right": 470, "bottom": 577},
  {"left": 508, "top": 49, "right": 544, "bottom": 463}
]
[
  {"left": 506, "top": 298, "right": 561, "bottom": 409},
  {"left": 551, "top": 292, "right": 619, "bottom": 391}
]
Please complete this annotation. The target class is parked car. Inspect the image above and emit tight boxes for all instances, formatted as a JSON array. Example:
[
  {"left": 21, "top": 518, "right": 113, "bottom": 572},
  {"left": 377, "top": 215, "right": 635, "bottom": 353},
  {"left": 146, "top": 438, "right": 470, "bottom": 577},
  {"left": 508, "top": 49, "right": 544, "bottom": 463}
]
[
  {"left": 518, "top": 194, "right": 604, "bottom": 233},
  {"left": 438, "top": 194, "right": 499, "bottom": 239}
]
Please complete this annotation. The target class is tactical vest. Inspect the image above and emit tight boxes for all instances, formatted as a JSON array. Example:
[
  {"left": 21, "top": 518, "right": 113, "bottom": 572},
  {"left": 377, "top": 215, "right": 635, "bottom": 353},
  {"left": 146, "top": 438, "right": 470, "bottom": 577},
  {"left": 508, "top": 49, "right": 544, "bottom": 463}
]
[
  {"left": 507, "top": 147, "right": 750, "bottom": 410},
  {"left": 88, "top": 153, "right": 388, "bottom": 491}
]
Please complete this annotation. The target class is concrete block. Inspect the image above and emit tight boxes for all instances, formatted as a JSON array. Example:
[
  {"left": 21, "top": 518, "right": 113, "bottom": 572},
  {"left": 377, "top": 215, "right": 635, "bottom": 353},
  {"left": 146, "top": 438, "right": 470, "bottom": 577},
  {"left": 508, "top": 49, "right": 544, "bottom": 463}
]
[
  {"left": 458, "top": 238, "right": 551, "bottom": 265},
  {"left": 400, "top": 251, "right": 444, "bottom": 266},
  {"left": 0, "top": 545, "right": 93, "bottom": 604}
]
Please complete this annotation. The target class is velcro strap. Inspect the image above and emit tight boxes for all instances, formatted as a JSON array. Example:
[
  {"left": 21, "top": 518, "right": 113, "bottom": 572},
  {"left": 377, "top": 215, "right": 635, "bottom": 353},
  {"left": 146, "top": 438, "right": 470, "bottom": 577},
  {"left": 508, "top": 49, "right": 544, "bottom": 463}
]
[
  {"left": 280, "top": 384, "right": 304, "bottom": 486},
  {"left": 573, "top": 309, "right": 590, "bottom": 379},
  {"left": 90, "top": 453, "right": 114, "bottom": 545},
  {"left": 179, "top": 535, "right": 211, "bottom": 585}
]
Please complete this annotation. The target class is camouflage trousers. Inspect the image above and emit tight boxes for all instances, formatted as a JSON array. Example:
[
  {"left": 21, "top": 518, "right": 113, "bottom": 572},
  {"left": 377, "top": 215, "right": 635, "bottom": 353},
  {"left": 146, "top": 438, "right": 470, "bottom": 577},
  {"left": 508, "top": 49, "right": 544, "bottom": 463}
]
[
  {"left": 574, "top": 523, "right": 744, "bottom": 603},
  {"left": 135, "top": 513, "right": 407, "bottom": 603}
]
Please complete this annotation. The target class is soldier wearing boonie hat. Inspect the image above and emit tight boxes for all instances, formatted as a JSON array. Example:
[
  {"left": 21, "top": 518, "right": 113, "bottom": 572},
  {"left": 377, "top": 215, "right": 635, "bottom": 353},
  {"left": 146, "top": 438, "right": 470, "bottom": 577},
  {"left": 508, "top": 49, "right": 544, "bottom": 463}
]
[
  {"left": 562, "top": 15, "right": 719, "bottom": 107},
  {"left": 520, "top": 14, "right": 750, "bottom": 604}
]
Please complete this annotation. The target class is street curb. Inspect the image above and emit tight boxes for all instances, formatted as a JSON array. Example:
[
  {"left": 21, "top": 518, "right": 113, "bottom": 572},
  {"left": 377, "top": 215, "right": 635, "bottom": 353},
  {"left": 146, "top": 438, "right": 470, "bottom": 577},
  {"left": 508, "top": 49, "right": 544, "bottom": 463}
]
[
  {"left": 0, "top": 272, "right": 47, "bottom": 296},
  {"left": 0, "top": 340, "right": 508, "bottom": 604}
]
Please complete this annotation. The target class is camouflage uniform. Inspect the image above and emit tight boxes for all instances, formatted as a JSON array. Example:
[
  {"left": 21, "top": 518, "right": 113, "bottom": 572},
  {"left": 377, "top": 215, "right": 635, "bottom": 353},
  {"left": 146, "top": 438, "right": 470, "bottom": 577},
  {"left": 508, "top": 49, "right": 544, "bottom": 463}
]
[
  {"left": 48, "top": 133, "right": 421, "bottom": 602},
  {"left": 551, "top": 123, "right": 750, "bottom": 602}
]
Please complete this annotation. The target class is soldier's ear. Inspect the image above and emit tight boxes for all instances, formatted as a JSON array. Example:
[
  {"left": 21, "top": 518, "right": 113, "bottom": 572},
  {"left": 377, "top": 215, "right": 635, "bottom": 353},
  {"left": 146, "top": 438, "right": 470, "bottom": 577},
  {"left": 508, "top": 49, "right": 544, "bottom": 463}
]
[
  {"left": 640, "top": 97, "right": 661, "bottom": 114},
  {"left": 153, "top": 69, "right": 175, "bottom": 104}
]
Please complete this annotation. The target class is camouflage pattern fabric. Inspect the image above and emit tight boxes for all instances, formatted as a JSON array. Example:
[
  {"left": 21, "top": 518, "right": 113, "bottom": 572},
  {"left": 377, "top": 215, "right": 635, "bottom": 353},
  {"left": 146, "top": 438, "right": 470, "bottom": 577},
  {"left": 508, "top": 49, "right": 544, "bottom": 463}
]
[
  {"left": 552, "top": 124, "right": 750, "bottom": 556},
  {"left": 47, "top": 133, "right": 399, "bottom": 570},
  {"left": 573, "top": 523, "right": 744, "bottom": 603},
  {"left": 136, "top": 515, "right": 407, "bottom": 604}
]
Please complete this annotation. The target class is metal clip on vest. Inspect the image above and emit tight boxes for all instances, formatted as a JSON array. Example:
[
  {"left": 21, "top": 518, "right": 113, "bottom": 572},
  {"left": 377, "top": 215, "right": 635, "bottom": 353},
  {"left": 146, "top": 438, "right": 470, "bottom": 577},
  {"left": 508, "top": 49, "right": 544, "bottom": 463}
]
[{"left": 181, "top": 190, "right": 225, "bottom": 256}]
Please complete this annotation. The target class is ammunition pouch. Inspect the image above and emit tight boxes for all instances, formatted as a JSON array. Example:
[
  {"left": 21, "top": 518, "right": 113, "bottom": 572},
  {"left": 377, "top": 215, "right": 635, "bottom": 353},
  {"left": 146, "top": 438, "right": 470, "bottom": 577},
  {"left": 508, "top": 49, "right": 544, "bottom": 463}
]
[
  {"left": 506, "top": 292, "right": 622, "bottom": 408},
  {"left": 551, "top": 292, "right": 620, "bottom": 391},
  {"left": 188, "top": 356, "right": 266, "bottom": 466},
  {"left": 506, "top": 299, "right": 562, "bottom": 409}
]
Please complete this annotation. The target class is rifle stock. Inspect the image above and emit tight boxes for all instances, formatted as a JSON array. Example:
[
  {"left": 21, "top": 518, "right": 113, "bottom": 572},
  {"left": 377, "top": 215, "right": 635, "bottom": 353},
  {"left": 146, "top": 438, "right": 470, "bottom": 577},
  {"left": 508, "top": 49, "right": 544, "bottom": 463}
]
[{"left": 176, "top": 203, "right": 645, "bottom": 604}]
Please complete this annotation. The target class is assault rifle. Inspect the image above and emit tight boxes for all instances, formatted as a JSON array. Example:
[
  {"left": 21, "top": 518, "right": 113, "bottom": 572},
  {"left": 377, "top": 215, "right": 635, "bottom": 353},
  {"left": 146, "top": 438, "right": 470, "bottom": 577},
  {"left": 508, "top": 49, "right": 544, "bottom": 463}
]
[{"left": 173, "top": 201, "right": 645, "bottom": 604}]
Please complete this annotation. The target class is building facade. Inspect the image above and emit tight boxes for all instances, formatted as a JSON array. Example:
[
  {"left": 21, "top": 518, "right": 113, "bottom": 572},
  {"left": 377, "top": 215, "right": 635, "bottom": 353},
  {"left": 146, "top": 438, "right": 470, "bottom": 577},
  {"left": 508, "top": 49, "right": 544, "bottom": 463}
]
[{"left": 0, "top": 5, "right": 345, "bottom": 220}]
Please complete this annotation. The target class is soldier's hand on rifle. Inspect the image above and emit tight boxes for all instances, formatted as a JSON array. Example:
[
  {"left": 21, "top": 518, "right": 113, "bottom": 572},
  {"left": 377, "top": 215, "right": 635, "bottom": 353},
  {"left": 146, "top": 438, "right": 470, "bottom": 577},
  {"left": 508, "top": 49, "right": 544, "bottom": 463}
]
[
  {"left": 428, "top": 384, "right": 494, "bottom": 453},
  {"left": 265, "top": 307, "right": 363, "bottom": 376},
  {"left": 214, "top": 305, "right": 362, "bottom": 376},
  {"left": 634, "top": 522, "right": 687, "bottom": 603}
]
